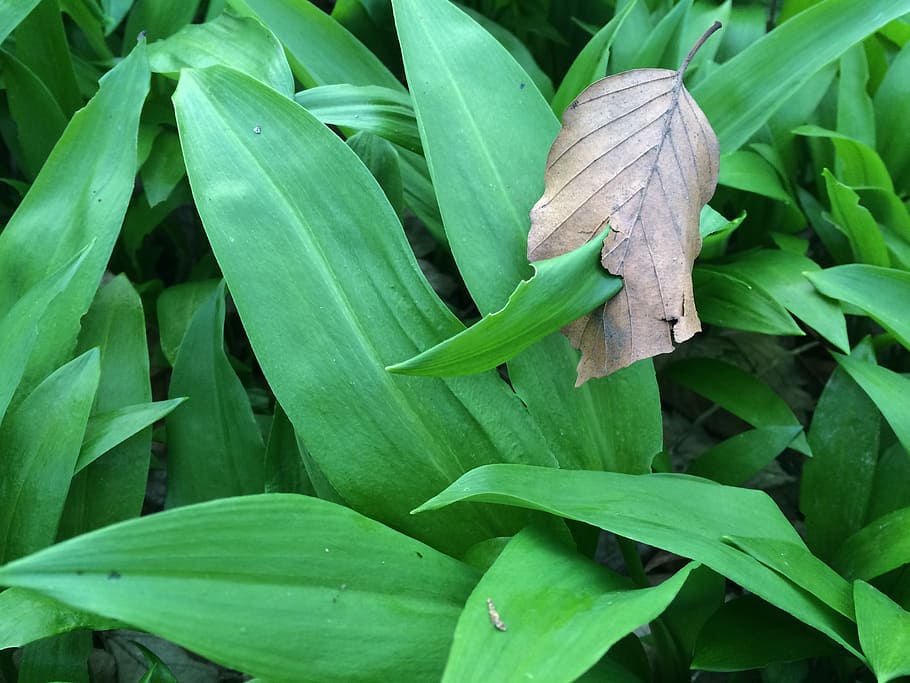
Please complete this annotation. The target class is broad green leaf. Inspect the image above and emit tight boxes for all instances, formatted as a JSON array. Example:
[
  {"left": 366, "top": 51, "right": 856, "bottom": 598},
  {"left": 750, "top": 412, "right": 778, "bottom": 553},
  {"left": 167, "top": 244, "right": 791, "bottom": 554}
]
[
  {"left": 394, "top": 0, "right": 661, "bottom": 473},
  {"left": 808, "top": 265, "right": 910, "bottom": 352},
  {"left": 855, "top": 581, "right": 910, "bottom": 682},
  {"left": 550, "top": 0, "right": 638, "bottom": 117},
  {"left": 16, "top": 0, "right": 81, "bottom": 116},
  {"left": 867, "top": 441, "right": 910, "bottom": 525},
  {"left": 415, "top": 464, "right": 861, "bottom": 656},
  {"left": 837, "top": 43, "right": 875, "bottom": 148},
  {"left": 687, "top": 425, "right": 802, "bottom": 486},
  {"left": 823, "top": 170, "right": 890, "bottom": 266},
  {"left": 802, "top": 355, "right": 880, "bottom": 561},
  {"left": 691, "top": 0, "right": 910, "bottom": 153},
  {"left": 174, "top": 65, "right": 557, "bottom": 553},
  {"left": 794, "top": 126, "right": 892, "bottom": 190},
  {"left": 396, "top": 145, "right": 447, "bottom": 243},
  {"left": 0, "top": 43, "right": 149, "bottom": 394},
  {"left": 664, "top": 358, "right": 810, "bottom": 455},
  {"left": 834, "top": 354, "right": 910, "bottom": 456},
  {"left": 122, "top": 0, "right": 200, "bottom": 46},
  {"left": 693, "top": 596, "right": 840, "bottom": 671},
  {"left": 442, "top": 526, "right": 697, "bottom": 682},
  {"left": 156, "top": 280, "right": 221, "bottom": 366},
  {"left": 294, "top": 84, "right": 421, "bottom": 153},
  {"left": 0, "top": 588, "right": 121, "bottom": 649},
  {"left": 693, "top": 267, "right": 805, "bottom": 337},
  {"left": 0, "top": 350, "right": 100, "bottom": 565},
  {"left": 139, "top": 130, "right": 185, "bottom": 207},
  {"left": 347, "top": 131, "right": 404, "bottom": 217},
  {"left": 0, "top": 250, "right": 87, "bottom": 426},
  {"left": 833, "top": 507, "right": 910, "bottom": 581},
  {"left": 719, "top": 150, "right": 794, "bottom": 204},
  {"left": 625, "top": 0, "right": 691, "bottom": 71},
  {"left": 60, "top": 276, "right": 155, "bottom": 536},
  {"left": 874, "top": 39, "right": 910, "bottom": 194},
  {"left": 676, "top": 0, "right": 730, "bottom": 81},
  {"left": 709, "top": 249, "right": 849, "bottom": 352},
  {"left": 18, "top": 628, "right": 91, "bottom": 683},
  {"left": 237, "top": 0, "right": 403, "bottom": 90},
  {"left": 0, "top": 495, "right": 478, "bottom": 682},
  {"left": 148, "top": 11, "right": 293, "bottom": 95},
  {"left": 458, "top": 4, "right": 554, "bottom": 102},
  {"left": 0, "top": 0, "right": 42, "bottom": 44},
  {"left": 165, "top": 281, "right": 265, "bottom": 507},
  {"left": 264, "top": 403, "right": 312, "bottom": 495},
  {"left": 0, "top": 48, "right": 68, "bottom": 179},
  {"left": 75, "top": 398, "right": 186, "bottom": 473},
  {"left": 720, "top": 536, "right": 854, "bottom": 619},
  {"left": 387, "top": 227, "right": 621, "bottom": 378}
]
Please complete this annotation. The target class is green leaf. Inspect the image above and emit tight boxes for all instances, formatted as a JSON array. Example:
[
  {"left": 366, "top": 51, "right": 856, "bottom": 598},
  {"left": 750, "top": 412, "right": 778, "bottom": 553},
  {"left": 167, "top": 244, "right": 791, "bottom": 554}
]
[
  {"left": 263, "top": 403, "right": 312, "bottom": 495},
  {"left": 802, "top": 353, "right": 880, "bottom": 561},
  {"left": 693, "top": 267, "right": 805, "bottom": 337},
  {"left": 719, "top": 150, "right": 794, "bottom": 203},
  {"left": 874, "top": 39, "right": 910, "bottom": 194},
  {"left": 174, "top": 65, "right": 557, "bottom": 553},
  {"left": 822, "top": 170, "right": 890, "bottom": 267},
  {"left": 836, "top": 44, "right": 876, "bottom": 148},
  {"left": 550, "top": 0, "right": 638, "bottom": 117},
  {"left": 0, "top": 48, "right": 68, "bottom": 179},
  {"left": 458, "top": 4, "right": 554, "bottom": 102},
  {"left": 663, "top": 357, "right": 810, "bottom": 456},
  {"left": 60, "top": 276, "right": 156, "bottom": 535},
  {"left": 709, "top": 249, "right": 849, "bottom": 352},
  {"left": 139, "top": 130, "right": 185, "bottom": 207},
  {"left": 0, "top": 494, "right": 478, "bottom": 682},
  {"left": 0, "top": 250, "right": 88, "bottom": 426},
  {"left": 794, "top": 126, "right": 893, "bottom": 191},
  {"left": 832, "top": 507, "right": 910, "bottom": 581},
  {"left": 165, "top": 281, "right": 265, "bottom": 507},
  {"left": 294, "top": 84, "right": 421, "bottom": 153},
  {"left": 122, "top": 0, "right": 200, "bottom": 45},
  {"left": 687, "top": 425, "right": 802, "bottom": 486},
  {"left": 807, "top": 265, "right": 910, "bottom": 352},
  {"left": 16, "top": 0, "right": 82, "bottom": 116},
  {"left": 834, "top": 353, "right": 910, "bottom": 456},
  {"left": 347, "top": 131, "right": 404, "bottom": 217},
  {"left": 415, "top": 464, "right": 861, "bottom": 657},
  {"left": 0, "top": 350, "right": 100, "bottom": 565},
  {"left": 394, "top": 0, "right": 661, "bottom": 474},
  {"left": 239, "top": 0, "right": 403, "bottom": 90},
  {"left": 156, "top": 280, "right": 221, "bottom": 366},
  {"left": 0, "top": 588, "right": 121, "bottom": 649},
  {"left": 0, "top": 43, "right": 150, "bottom": 395},
  {"left": 75, "top": 399, "right": 185, "bottom": 474},
  {"left": 18, "top": 628, "right": 91, "bottom": 683},
  {"left": 0, "top": 0, "right": 41, "bottom": 44},
  {"left": 442, "top": 526, "right": 697, "bottom": 682},
  {"left": 691, "top": 0, "right": 910, "bottom": 153},
  {"left": 693, "top": 595, "right": 840, "bottom": 671},
  {"left": 147, "top": 11, "right": 293, "bottom": 95},
  {"left": 855, "top": 581, "right": 910, "bottom": 682},
  {"left": 625, "top": 0, "right": 691, "bottom": 71},
  {"left": 387, "top": 227, "right": 620, "bottom": 377}
]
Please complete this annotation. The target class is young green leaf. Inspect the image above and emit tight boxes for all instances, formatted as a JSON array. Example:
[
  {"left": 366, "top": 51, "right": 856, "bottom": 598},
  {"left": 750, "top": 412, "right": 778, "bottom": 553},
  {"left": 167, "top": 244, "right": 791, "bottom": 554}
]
[
  {"left": 0, "top": 495, "right": 478, "bottom": 682},
  {"left": 832, "top": 507, "right": 910, "bottom": 582},
  {"left": 387, "top": 227, "right": 620, "bottom": 377},
  {"left": 442, "top": 526, "right": 697, "bottom": 682},
  {"left": 414, "top": 464, "right": 861, "bottom": 658},
  {"left": 854, "top": 581, "right": 910, "bottom": 682},
  {"left": 528, "top": 24, "right": 721, "bottom": 382}
]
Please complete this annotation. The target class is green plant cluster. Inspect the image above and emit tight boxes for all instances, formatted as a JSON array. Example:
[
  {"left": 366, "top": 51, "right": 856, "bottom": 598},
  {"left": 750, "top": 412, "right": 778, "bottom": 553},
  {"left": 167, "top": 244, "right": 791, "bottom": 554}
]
[{"left": 1, "top": 1, "right": 909, "bottom": 681}]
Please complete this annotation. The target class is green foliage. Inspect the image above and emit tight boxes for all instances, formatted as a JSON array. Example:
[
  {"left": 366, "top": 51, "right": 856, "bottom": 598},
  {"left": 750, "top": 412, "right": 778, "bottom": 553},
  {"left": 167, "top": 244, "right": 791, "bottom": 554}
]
[{"left": 0, "top": 0, "right": 909, "bottom": 681}]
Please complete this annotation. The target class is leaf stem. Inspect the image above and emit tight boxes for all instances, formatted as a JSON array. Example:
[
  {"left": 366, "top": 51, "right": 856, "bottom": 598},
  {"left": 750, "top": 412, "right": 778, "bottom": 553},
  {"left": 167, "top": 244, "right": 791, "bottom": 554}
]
[{"left": 679, "top": 20, "right": 723, "bottom": 75}]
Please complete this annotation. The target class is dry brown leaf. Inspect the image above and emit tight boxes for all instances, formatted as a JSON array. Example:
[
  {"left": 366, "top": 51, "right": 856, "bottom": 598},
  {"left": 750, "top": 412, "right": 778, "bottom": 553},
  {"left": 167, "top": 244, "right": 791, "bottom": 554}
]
[{"left": 528, "top": 23, "right": 721, "bottom": 385}]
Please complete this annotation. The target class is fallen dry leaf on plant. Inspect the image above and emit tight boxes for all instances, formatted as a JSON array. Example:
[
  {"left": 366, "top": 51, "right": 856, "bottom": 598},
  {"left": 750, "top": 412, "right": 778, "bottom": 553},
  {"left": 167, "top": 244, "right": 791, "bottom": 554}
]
[{"left": 528, "top": 23, "right": 721, "bottom": 385}]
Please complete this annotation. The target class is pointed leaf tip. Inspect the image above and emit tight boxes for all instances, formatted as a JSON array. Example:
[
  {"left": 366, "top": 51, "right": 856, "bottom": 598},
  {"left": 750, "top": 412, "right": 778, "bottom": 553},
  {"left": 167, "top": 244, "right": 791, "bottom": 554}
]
[{"left": 528, "top": 24, "right": 721, "bottom": 384}]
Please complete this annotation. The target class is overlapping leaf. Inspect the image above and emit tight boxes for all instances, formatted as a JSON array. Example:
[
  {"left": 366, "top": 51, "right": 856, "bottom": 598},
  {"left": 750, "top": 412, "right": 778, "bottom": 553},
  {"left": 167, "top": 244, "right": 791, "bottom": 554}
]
[{"left": 528, "top": 27, "right": 720, "bottom": 383}]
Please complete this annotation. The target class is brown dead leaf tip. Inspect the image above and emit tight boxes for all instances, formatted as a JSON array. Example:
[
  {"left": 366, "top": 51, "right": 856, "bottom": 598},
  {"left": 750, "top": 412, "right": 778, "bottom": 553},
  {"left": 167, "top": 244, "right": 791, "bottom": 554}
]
[{"left": 528, "top": 22, "right": 722, "bottom": 385}]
